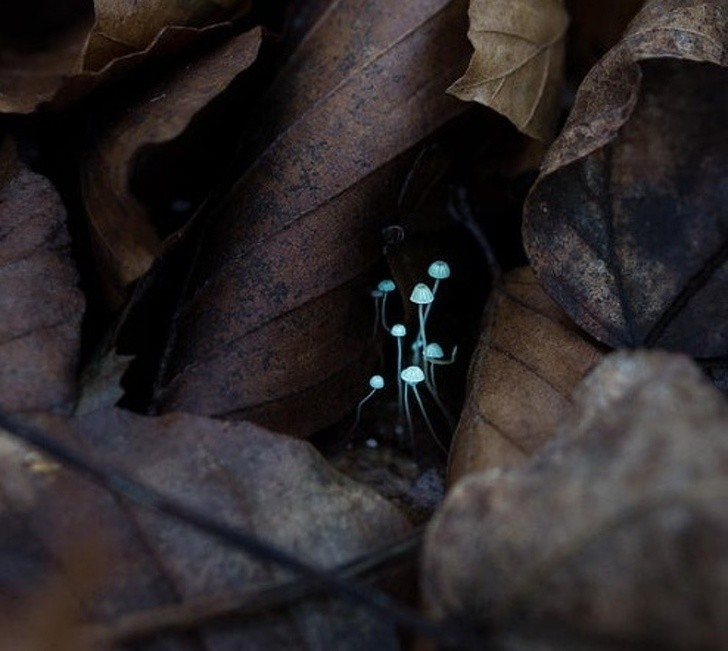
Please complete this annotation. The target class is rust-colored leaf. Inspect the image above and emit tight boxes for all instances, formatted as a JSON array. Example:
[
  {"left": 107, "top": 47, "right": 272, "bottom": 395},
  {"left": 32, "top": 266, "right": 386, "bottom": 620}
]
[
  {"left": 424, "top": 351, "right": 728, "bottom": 648},
  {"left": 448, "top": 267, "right": 604, "bottom": 484},
  {"left": 523, "top": 0, "right": 728, "bottom": 358},
  {"left": 81, "top": 27, "right": 261, "bottom": 302},
  {"left": 0, "top": 141, "right": 84, "bottom": 414},
  {"left": 152, "top": 0, "right": 472, "bottom": 435},
  {"left": 0, "top": 410, "right": 411, "bottom": 649},
  {"left": 448, "top": 0, "right": 568, "bottom": 141}
]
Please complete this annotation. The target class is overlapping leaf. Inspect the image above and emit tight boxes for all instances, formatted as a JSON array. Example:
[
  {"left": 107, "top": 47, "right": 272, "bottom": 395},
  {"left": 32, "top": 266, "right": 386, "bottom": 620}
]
[
  {"left": 425, "top": 351, "right": 728, "bottom": 648},
  {"left": 448, "top": 267, "right": 604, "bottom": 484},
  {"left": 0, "top": 410, "right": 410, "bottom": 649},
  {"left": 0, "top": 141, "right": 84, "bottom": 414},
  {"left": 0, "top": 0, "right": 253, "bottom": 113},
  {"left": 523, "top": 0, "right": 728, "bottom": 358},
  {"left": 152, "top": 0, "right": 472, "bottom": 435},
  {"left": 448, "top": 0, "right": 568, "bottom": 141},
  {"left": 81, "top": 28, "right": 261, "bottom": 302}
]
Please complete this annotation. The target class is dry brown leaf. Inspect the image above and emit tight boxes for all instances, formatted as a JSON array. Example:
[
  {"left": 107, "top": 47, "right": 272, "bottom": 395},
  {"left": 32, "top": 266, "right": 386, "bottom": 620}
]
[
  {"left": 81, "top": 27, "right": 261, "bottom": 302},
  {"left": 0, "top": 1, "right": 253, "bottom": 114},
  {"left": 0, "top": 409, "right": 411, "bottom": 649},
  {"left": 0, "top": 140, "right": 84, "bottom": 414},
  {"left": 152, "top": 0, "right": 471, "bottom": 435},
  {"left": 448, "top": 267, "right": 604, "bottom": 484},
  {"left": 85, "top": 0, "right": 252, "bottom": 71},
  {"left": 523, "top": 0, "right": 728, "bottom": 358},
  {"left": 425, "top": 350, "right": 728, "bottom": 649},
  {"left": 448, "top": 0, "right": 568, "bottom": 141}
]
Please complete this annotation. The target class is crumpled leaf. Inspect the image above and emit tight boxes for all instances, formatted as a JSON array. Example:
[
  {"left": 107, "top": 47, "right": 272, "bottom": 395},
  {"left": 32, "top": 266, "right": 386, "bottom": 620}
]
[
  {"left": 448, "top": 267, "right": 604, "bottom": 484},
  {"left": 424, "top": 350, "right": 728, "bottom": 649},
  {"left": 152, "top": 0, "right": 471, "bottom": 435},
  {"left": 523, "top": 0, "right": 728, "bottom": 358},
  {"left": 0, "top": 0, "right": 253, "bottom": 113},
  {"left": 0, "top": 409, "right": 411, "bottom": 649},
  {"left": 448, "top": 0, "right": 568, "bottom": 141},
  {"left": 0, "top": 140, "right": 84, "bottom": 414},
  {"left": 81, "top": 27, "right": 261, "bottom": 302}
]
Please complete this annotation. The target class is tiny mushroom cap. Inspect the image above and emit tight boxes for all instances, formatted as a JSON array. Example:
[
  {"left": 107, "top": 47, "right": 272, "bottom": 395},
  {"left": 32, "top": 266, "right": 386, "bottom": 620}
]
[
  {"left": 428, "top": 260, "right": 451, "bottom": 280},
  {"left": 424, "top": 342, "right": 444, "bottom": 360},
  {"left": 391, "top": 323, "right": 407, "bottom": 337},
  {"left": 409, "top": 283, "right": 434, "bottom": 305},
  {"left": 401, "top": 366, "right": 426, "bottom": 385},
  {"left": 370, "top": 289, "right": 383, "bottom": 298},
  {"left": 369, "top": 375, "right": 385, "bottom": 389},
  {"left": 377, "top": 279, "right": 396, "bottom": 293}
]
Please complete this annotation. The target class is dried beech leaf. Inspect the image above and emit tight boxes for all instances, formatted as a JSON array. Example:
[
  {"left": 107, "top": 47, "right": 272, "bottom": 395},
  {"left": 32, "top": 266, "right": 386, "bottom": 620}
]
[
  {"left": 449, "top": 267, "right": 604, "bottom": 484},
  {"left": 153, "top": 0, "right": 471, "bottom": 435},
  {"left": 81, "top": 28, "right": 261, "bottom": 301},
  {"left": 0, "top": 141, "right": 84, "bottom": 414},
  {"left": 523, "top": 0, "right": 728, "bottom": 357},
  {"left": 85, "top": 0, "right": 252, "bottom": 70},
  {"left": 0, "top": 410, "right": 410, "bottom": 649},
  {"left": 448, "top": 0, "right": 568, "bottom": 141},
  {"left": 0, "top": 2, "right": 253, "bottom": 114},
  {"left": 425, "top": 351, "right": 728, "bottom": 648}
]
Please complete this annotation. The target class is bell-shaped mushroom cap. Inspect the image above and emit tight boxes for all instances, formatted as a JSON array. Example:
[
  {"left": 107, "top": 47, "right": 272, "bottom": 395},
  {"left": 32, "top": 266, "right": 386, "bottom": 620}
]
[
  {"left": 377, "top": 279, "right": 396, "bottom": 293},
  {"left": 401, "top": 365, "right": 425, "bottom": 385},
  {"left": 369, "top": 375, "right": 385, "bottom": 389},
  {"left": 424, "top": 342, "right": 444, "bottom": 359},
  {"left": 428, "top": 260, "right": 450, "bottom": 280},
  {"left": 391, "top": 323, "right": 406, "bottom": 337},
  {"left": 409, "top": 283, "right": 434, "bottom": 305}
]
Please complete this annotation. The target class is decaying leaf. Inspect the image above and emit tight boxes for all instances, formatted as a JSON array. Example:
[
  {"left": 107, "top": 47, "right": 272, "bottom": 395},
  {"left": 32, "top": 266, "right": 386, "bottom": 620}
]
[
  {"left": 0, "top": 140, "right": 84, "bottom": 414},
  {"left": 448, "top": 267, "right": 604, "bottom": 484},
  {"left": 448, "top": 0, "right": 568, "bottom": 141},
  {"left": 523, "top": 0, "right": 728, "bottom": 358},
  {"left": 425, "top": 351, "right": 728, "bottom": 649},
  {"left": 84, "top": 0, "right": 252, "bottom": 71},
  {"left": 81, "top": 27, "right": 261, "bottom": 302},
  {"left": 152, "top": 0, "right": 472, "bottom": 435},
  {"left": 0, "top": 409, "right": 411, "bottom": 649}
]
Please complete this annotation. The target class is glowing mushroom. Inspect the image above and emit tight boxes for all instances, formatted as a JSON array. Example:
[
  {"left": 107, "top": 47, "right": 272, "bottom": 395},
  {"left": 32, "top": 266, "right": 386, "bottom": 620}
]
[
  {"left": 349, "top": 374, "right": 385, "bottom": 435},
  {"left": 377, "top": 279, "right": 396, "bottom": 332},
  {"left": 390, "top": 323, "right": 407, "bottom": 423},
  {"left": 424, "top": 260, "right": 450, "bottom": 321},
  {"left": 400, "top": 365, "right": 446, "bottom": 453},
  {"left": 409, "top": 282, "right": 434, "bottom": 365}
]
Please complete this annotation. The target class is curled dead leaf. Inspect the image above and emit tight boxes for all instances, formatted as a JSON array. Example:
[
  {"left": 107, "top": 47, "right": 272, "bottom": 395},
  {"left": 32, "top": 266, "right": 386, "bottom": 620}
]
[
  {"left": 448, "top": 267, "right": 604, "bottom": 484},
  {"left": 448, "top": 0, "right": 568, "bottom": 141},
  {"left": 152, "top": 0, "right": 472, "bottom": 435},
  {"left": 425, "top": 350, "right": 728, "bottom": 648},
  {"left": 523, "top": 0, "right": 728, "bottom": 358},
  {"left": 0, "top": 140, "right": 84, "bottom": 414},
  {"left": 80, "top": 27, "right": 261, "bottom": 302}
]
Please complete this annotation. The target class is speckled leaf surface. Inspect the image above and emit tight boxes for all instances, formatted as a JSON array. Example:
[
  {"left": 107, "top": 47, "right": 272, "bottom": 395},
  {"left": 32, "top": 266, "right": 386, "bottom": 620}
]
[
  {"left": 153, "top": 0, "right": 472, "bottom": 435},
  {"left": 0, "top": 141, "right": 84, "bottom": 414},
  {"left": 523, "top": 0, "right": 728, "bottom": 358}
]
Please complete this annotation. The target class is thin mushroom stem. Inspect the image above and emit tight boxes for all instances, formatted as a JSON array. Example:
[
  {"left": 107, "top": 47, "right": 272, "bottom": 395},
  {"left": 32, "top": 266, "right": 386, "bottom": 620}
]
[
  {"left": 403, "top": 382, "right": 414, "bottom": 450},
  {"left": 349, "top": 376, "right": 384, "bottom": 435},
  {"left": 396, "top": 336, "right": 404, "bottom": 424},
  {"left": 417, "top": 305, "right": 427, "bottom": 363},
  {"left": 411, "top": 385, "right": 447, "bottom": 454},
  {"left": 371, "top": 290, "right": 382, "bottom": 338},
  {"left": 423, "top": 278, "right": 440, "bottom": 322}
]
